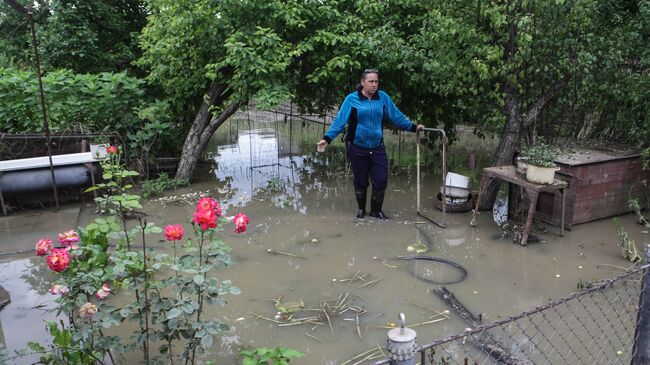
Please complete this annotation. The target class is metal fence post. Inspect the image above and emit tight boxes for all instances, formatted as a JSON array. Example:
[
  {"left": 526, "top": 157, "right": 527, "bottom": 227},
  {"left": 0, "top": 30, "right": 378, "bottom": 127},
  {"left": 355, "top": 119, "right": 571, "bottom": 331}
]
[
  {"left": 632, "top": 244, "right": 650, "bottom": 365},
  {"left": 387, "top": 313, "right": 417, "bottom": 365}
]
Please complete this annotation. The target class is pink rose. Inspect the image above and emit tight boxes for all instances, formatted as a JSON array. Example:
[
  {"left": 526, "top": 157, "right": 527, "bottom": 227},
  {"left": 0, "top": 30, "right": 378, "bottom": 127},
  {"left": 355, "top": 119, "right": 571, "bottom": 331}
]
[
  {"left": 233, "top": 213, "right": 250, "bottom": 234},
  {"left": 36, "top": 238, "right": 53, "bottom": 256},
  {"left": 57, "top": 230, "right": 80, "bottom": 247},
  {"left": 48, "top": 284, "right": 69, "bottom": 295},
  {"left": 46, "top": 248, "right": 71, "bottom": 272},
  {"left": 95, "top": 283, "right": 111, "bottom": 300},
  {"left": 164, "top": 224, "right": 184, "bottom": 241}
]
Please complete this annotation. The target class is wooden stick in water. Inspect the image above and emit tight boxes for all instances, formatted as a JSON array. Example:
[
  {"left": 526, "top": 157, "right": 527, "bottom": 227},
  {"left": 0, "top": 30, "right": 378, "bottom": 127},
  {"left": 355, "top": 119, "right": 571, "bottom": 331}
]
[
  {"left": 359, "top": 277, "right": 383, "bottom": 288},
  {"left": 248, "top": 312, "right": 282, "bottom": 324},
  {"left": 266, "top": 248, "right": 305, "bottom": 258},
  {"left": 355, "top": 313, "right": 362, "bottom": 339},
  {"left": 341, "top": 347, "right": 382, "bottom": 365},
  {"left": 305, "top": 332, "right": 324, "bottom": 343}
]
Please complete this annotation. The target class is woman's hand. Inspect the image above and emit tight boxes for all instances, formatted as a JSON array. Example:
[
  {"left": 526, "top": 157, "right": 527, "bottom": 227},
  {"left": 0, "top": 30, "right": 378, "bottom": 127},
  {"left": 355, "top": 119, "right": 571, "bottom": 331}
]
[{"left": 316, "top": 139, "right": 327, "bottom": 153}]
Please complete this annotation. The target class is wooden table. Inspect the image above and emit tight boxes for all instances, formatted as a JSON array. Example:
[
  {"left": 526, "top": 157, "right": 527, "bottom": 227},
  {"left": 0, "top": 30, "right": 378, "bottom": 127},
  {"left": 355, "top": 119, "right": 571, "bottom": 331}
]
[{"left": 474, "top": 165, "right": 568, "bottom": 246}]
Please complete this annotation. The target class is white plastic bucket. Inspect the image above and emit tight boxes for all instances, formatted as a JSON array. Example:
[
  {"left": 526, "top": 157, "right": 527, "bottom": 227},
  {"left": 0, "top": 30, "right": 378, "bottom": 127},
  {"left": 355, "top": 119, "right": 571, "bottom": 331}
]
[{"left": 445, "top": 172, "right": 470, "bottom": 189}]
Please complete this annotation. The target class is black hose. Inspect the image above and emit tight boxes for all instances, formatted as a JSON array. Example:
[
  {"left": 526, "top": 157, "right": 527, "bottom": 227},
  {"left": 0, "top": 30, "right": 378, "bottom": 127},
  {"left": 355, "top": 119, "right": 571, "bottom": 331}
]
[{"left": 395, "top": 255, "right": 468, "bottom": 284}]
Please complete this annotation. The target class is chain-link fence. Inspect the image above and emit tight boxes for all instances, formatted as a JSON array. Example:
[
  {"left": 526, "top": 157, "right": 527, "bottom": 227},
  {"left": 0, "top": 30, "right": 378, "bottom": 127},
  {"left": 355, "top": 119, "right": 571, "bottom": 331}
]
[{"left": 373, "top": 263, "right": 649, "bottom": 365}]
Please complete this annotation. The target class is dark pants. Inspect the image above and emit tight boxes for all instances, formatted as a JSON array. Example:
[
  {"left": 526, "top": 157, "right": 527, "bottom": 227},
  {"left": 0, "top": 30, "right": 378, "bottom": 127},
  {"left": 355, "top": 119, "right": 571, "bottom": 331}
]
[{"left": 347, "top": 143, "right": 388, "bottom": 192}]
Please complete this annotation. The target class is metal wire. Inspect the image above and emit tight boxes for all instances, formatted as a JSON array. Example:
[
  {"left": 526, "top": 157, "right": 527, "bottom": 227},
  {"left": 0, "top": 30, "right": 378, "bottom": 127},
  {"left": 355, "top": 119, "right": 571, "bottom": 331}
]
[{"left": 373, "top": 264, "right": 649, "bottom": 365}]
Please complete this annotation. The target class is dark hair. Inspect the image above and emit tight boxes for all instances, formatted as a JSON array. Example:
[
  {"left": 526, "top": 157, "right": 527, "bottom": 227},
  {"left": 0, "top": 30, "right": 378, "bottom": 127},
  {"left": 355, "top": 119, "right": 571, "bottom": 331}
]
[{"left": 361, "top": 68, "right": 379, "bottom": 79}]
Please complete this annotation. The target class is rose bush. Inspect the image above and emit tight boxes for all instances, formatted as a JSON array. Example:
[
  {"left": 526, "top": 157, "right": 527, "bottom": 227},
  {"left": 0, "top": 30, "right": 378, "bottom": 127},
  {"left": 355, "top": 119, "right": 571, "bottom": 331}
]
[{"left": 17, "top": 145, "right": 252, "bottom": 365}]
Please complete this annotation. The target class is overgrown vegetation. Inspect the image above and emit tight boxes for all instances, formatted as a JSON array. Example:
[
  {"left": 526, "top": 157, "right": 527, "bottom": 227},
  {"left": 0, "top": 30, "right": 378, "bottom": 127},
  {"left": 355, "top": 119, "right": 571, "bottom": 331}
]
[
  {"left": 1, "top": 0, "right": 647, "bottom": 181},
  {"left": 139, "top": 173, "right": 189, "bottom": 198},
  {"left": 522, "top": 141, "right": 558, "bottom": 168}
]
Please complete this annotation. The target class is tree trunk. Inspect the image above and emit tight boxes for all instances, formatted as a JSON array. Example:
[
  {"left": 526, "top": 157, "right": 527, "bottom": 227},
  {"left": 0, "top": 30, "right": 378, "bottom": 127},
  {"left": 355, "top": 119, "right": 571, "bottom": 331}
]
[
  {"left": 478, "top": 78, "right": 568, "bottom": 210},
  {"left": 478, "top": 81, "right": 521, "bottom": 210},
  {"left": 175, "top": 80, "right": 239, "bottom": 181}
]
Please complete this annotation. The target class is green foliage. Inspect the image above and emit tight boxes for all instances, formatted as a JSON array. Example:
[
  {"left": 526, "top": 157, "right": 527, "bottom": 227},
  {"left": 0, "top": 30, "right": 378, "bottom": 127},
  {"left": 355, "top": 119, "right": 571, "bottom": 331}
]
[
  {"left": 39, "top": 0, "right": 147, "bottom": 74},
  {"left": 86, "top": 147, "right": 143, "bottom": 216},
  {"left": 240, "top": 347, "right": 304, "bottom": 365},
  {"left": 140, "top": 172, "right": 189, "bottom": 198},
  {"left": 522, "top": 141, "right": 557, "bottom": 168},
  {"left": 0, "top": 68, "right": 144, "bottom": 133},
  {"left": 612, "top": 218, "right": 642, "bottom": 263}
]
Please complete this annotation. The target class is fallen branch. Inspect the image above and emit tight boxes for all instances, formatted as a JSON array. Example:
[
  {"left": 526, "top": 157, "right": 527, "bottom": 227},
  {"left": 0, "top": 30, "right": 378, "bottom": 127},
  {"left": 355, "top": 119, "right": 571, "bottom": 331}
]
[{"left": 434, "top": 287, "right": 533, "bottom": 365}]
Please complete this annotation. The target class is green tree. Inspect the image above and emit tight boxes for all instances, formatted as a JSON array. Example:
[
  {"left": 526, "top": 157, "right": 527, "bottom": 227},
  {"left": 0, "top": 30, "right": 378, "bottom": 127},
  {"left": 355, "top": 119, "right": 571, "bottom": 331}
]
[
  {"left": 39, "top": 0, "right": 147, "bottom": 73},
  {"left": 0, "top": 0, "right": 50, "bottom": 68},
  {"left": 139, "top": 0, "right": 367, "bottom": 181}
]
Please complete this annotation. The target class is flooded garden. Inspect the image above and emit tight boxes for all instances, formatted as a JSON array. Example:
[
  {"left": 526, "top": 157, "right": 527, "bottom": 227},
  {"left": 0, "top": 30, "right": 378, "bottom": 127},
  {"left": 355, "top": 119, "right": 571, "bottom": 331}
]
[{"left": 0, "top": 111, "right": 647, "bottom": 364}]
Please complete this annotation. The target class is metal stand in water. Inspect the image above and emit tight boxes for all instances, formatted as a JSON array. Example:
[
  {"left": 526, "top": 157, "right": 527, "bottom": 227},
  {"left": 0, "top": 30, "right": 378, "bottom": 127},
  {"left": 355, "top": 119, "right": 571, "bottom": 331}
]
[
  {"left": 386, "top": 313, "right": 417, "bottom": 365},
  {"left": 416, "top": 128, "right": 447, "bottom": 228}
]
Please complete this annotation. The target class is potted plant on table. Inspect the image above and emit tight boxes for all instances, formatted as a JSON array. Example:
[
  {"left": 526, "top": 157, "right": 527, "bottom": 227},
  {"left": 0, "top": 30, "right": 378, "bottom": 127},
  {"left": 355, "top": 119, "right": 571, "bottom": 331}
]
[{"left": 521, "top": 141, "right": 559, "bottom": 184}]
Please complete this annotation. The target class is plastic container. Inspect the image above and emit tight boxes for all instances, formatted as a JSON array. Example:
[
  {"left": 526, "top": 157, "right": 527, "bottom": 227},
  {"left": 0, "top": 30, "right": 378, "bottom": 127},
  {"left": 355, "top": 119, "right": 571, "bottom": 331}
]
[
  {"left": 525, "top": 165, "right": 559, "bottom": 184},
  {"left": 440, "top": 185, "right": 471, "bottom": 199},
  {"left": 445, "top": 172, "right": 470, "bottom": 189}
]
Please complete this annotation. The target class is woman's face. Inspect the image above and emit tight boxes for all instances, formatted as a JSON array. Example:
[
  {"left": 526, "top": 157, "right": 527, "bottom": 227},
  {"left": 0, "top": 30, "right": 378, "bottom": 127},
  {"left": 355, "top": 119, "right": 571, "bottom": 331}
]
[{"left": 361, "top": 72, "right": 379, "bottom": 96}]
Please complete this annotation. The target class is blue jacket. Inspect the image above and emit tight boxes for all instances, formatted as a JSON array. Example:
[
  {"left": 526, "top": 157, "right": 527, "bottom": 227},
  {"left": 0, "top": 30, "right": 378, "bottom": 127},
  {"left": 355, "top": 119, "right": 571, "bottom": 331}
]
[{"left": 323, "top": 89, "right": 417, "bottom": 148}]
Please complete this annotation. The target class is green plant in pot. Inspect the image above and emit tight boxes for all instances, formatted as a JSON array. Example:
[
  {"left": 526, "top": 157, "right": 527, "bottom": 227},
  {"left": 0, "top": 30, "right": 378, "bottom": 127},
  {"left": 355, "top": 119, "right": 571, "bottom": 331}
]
[{"left": 522, "top": 142, "right": 558, "bottom": 184}]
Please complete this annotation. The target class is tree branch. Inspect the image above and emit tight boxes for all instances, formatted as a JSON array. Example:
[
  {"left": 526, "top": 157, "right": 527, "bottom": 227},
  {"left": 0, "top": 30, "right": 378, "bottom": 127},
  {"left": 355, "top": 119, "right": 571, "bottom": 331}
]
[{"left": 521, "top": 76, "right": 568, "bottom": 128}]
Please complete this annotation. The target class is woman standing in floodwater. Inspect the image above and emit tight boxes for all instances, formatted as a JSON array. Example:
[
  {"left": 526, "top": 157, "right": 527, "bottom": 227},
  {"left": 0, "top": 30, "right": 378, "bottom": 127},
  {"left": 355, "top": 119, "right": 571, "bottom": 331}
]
[{"left": 316, "top": 69, "right": 424, "bottom": 220}]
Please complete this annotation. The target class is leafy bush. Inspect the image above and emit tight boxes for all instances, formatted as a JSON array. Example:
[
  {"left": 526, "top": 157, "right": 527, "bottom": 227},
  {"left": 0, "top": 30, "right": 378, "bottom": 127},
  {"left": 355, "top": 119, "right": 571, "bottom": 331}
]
[
  {"left": 4, "top": 146, "right": 252, "bottom": 365},
  {"left": 0, "top": 68, "right": 144, "bottom": 133},
  {"left": 140, "top": 173, "right": 189, "bottom": 198},
  {"left": 522, "top": 141, "right": 557, "bottom": 168},
  {"left": 240, "top": 347, "right": 304, "bottom": 365}
]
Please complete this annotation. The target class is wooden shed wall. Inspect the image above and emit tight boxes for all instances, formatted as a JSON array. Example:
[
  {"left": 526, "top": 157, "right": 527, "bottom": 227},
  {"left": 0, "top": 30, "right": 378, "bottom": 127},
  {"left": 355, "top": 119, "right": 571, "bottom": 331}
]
[{"left": 535, "top": 156, "right": 648, "bottom": 228}]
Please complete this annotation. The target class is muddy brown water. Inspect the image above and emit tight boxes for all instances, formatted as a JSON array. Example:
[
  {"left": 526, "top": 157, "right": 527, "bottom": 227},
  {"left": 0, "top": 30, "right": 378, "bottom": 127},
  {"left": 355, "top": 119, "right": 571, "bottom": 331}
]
[{"left": 0, "top": 119, "right": 647, "bottom": 364}]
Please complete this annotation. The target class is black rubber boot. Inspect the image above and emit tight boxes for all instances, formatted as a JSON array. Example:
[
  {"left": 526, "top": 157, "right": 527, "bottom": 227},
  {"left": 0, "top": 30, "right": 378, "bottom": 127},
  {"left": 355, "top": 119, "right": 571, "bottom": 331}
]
[
  {"left": 355, "top": 188, "right": 367, "bottom": 219},
  {"left": 369, "top": 189, "right": 388, "bottom": 220}
]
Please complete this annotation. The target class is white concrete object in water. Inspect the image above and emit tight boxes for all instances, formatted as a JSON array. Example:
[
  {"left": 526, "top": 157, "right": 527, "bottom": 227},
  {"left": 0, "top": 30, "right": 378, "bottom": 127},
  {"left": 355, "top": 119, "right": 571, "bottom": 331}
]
[
  {"left": 441, "top": 172, "right": 471, "bottom": 199},
  {"left": 0, "top": 152, "right": 100, "bottom": 215}
]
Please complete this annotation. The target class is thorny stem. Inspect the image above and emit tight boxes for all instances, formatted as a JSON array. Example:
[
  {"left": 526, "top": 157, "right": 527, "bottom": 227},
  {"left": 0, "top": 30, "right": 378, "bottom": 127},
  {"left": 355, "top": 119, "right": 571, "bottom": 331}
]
[
  {"left": 98, "top": 329, "right": 116, "bottom": 365},
  {"left": 191, "top": 229, "right": 206, "bottom": 365},
  {"left": 140, "top": 218, "right": 150, "bottom": 365},
  {"left": 173, "top": 240, "right": 183, "bottom": 300}
]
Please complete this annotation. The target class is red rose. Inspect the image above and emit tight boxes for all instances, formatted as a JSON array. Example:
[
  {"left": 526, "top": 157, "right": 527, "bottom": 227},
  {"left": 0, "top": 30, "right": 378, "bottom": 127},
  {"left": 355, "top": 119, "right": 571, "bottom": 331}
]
[
  {"left": 164, "top": 224, "right": 184, "bottom": 241},
  {"left": 196, "top": 197, "right": 222, "bottom": 217},
  {"left": 106, "top": 145, "right": 118, "bottom": 154},
  {"left": 233, "top": 213, "right": 250, "bottom": 234},
  {"left": 46, "top": 248, "right": 71, "bottom": 272},
  {"left": 192, "top": 209, "right": 217, "bottom": 230}
]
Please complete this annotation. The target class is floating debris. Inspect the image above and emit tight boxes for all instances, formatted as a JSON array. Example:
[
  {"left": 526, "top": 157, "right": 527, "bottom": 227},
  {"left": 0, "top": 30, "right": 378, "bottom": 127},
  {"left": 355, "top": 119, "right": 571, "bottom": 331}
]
[
  {"left": 256, "top": 292, "right": 367, "bottom": 334},
  {"left": 154, "top": 190, "right": 214, "bottom": 206},
  {"left": 359, "top": 277, "right": 382, "bottom": 288},
  {"left": 406, "top": 243, "right": 429, "bottom": 254},
  {"left": 334, "top": 271, "right": 367, "bottom": 284},
  {"left": 305, "top": 332, "right": 324, "bottom": 343},
  {"left": 267, "top": 248, "right": 305, "bottom": 258},
  {"left": 341, "top": 346, "right": 386, "bottom": 365}
]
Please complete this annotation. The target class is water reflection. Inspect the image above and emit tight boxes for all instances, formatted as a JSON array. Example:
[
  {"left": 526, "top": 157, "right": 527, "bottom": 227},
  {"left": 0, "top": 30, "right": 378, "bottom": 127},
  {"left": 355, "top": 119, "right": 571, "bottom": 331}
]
[
  {"left": 0, "top": 258, "right": 57, "bottom": 362},
  {"left": 211, "top": 128, "right": 313, "bottom": 214}
]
